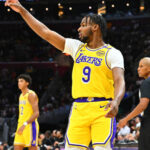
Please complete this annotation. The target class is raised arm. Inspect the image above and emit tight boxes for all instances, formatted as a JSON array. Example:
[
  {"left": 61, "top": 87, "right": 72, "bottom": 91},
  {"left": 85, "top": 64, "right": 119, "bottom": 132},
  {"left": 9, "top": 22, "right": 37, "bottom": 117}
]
[{"left": 5, "top": 0, "right": 65, "bottom": 51}]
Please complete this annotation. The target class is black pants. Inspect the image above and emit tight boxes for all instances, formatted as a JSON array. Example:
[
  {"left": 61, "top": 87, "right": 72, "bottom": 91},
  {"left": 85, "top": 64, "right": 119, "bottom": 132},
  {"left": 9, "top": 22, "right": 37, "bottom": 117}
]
[{"left": 138, "top": 119, "right": 150, "bottom": 150}]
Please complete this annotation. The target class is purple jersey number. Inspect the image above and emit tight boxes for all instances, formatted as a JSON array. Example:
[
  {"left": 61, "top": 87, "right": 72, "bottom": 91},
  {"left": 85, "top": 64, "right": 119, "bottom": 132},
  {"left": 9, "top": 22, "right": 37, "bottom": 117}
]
[{"left": 82, "top": 66, "right": 91, "bottom": 83}]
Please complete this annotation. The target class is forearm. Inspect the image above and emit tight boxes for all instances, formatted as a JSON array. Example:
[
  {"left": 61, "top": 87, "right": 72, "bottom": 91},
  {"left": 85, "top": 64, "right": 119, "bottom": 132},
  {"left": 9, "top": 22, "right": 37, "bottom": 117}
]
[
  {"left": 26, "top": 111, "right": 39, "bottom": 124},
  {"left": 113, "top": 79, "right": 125, "bottom": 105},
  {"left": 19, "top": 7, "right": 50, "bottom": 41},
  {"left": 125, "top": 104, "right": 144, "bottom": 121}
]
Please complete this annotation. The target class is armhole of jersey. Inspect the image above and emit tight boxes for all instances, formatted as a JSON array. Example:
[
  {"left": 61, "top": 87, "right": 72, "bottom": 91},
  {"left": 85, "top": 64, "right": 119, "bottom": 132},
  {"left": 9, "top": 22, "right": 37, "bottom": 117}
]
[
  {"left": 74, "top": 44, "right": 85, "bottom": 60},
  {"left": 105, "top": 48, "right": 111, "bottom": 70}
]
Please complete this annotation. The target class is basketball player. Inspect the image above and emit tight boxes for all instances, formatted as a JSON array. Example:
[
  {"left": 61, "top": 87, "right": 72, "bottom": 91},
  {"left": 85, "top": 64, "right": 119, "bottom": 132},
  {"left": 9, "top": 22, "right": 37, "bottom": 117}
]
[
  {"left": 5, "top": 1, "right": 125, "bottom": 149},
  {"left": 14, "top": 74, "right": 39, "bottom": 150},
  {"left": 118, "top": 57, "right": 150, "bottom": 150}
]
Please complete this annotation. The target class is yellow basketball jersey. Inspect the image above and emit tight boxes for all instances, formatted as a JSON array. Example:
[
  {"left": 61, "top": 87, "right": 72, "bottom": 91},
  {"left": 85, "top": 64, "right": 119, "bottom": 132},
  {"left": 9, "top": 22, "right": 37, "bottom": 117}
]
[
  {"left": 18, "top": 90, "right": 38, "bottom": 124},
  {"left": 72, "top": 44, "right": 114, "bottom": 99}
]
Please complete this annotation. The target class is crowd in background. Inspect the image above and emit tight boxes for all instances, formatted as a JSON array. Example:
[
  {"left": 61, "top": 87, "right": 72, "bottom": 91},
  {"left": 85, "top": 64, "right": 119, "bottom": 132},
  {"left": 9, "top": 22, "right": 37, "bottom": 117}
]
[
  {"left": 1, "top": 18, "right": 150, "bottom": 117},
  {"left": 116, "top": 116, "right": 141, "bottom": 145},
  {"left": 0, "top": 0, "right": 150, "bottom": 21},
  {"left": 0, "top": 8, "right": 150, "bottom": 148},
  {"left": 0, "top": 129, "right": 65, "bottom": 150},
  {"left": 39, "top": 129, "right": 64, "bottom": 150}
]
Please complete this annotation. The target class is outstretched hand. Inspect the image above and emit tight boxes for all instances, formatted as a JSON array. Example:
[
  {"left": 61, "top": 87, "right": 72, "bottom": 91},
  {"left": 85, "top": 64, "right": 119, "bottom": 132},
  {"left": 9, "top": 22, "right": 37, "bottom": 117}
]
[
  {"left": 105, "top": 100, "right": 119, "bottom": 118},
  {"left": 5, "top": 0, "right": 23, "bottom": 13}
]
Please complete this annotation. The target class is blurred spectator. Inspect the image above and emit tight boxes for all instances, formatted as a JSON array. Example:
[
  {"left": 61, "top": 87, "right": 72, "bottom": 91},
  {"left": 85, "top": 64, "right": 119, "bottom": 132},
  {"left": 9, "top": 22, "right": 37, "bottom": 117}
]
[
  {"left": 53, "top": 130, "right": 64, "bottom": 148},
  {"left": 39, "top": 129, "right": 65, "bottom": 150},
  {"left": 50, "top": 130, "right": 57, "bottom": 146},
  {"left": 38, "top": 134, "right": 45, "bottom": 146},
  {"left": 42, "top": 130, "right": 52, "bottom": 146},
  {"left": 117, "top": 122, "right": 131, "bottom": 142},
  {"left": 116, "top": 117, "right": 141, "bottom": 144},
  {"left": 41, "top": 130, "right": 53, "bottom": 150},
  {"left": 0, "top": 142, "right": 9, "bottom": 150}
]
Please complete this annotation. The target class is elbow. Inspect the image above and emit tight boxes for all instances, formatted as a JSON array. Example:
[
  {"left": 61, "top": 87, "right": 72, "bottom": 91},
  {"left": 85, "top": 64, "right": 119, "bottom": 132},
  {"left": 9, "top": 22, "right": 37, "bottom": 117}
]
[
  {"left": 35, "top": 111, "right": 39, "bottom": 118},
  {"left": 43, "top": 28, "right": 51, "bottom": 41},
  {"left": 140, "top": 104, "right": 147, "bottom": 111},
  {"left": 37, "top": 111, "right": 40, "bottom": 118}
]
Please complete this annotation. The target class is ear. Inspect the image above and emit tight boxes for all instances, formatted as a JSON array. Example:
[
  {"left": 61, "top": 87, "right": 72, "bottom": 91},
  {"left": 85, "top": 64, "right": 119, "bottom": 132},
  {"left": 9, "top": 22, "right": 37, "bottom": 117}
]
[
  {"left": 27, "top": 82, "right": 29, "bottom": 87},
  {"left": 92, "top": 24, "right": 99, "bottom": 32}
]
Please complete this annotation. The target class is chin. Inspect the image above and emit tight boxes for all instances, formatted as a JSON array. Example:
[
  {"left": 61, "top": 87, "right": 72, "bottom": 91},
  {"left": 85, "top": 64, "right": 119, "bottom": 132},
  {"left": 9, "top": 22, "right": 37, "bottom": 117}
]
[
  {"left": 18, "top": 87, "right": 22, "bottom": 90},
  {"left": 81, "top": 37, "right": 89, "bottom": 43},
  {"left": 138, "top": 74, "right": 142, "bottom": 77},
  {"left": 139, "top": 74, "right": 144, "bottom": 78}
]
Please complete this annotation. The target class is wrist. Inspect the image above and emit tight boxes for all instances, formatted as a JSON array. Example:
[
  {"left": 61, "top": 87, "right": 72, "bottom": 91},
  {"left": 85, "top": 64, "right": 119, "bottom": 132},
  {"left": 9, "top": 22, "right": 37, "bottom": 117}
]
[
  {"left": 113, "top": 98, "right": 121, "bottom": 105},
  {"left": 113, "top": 99, "right": 120, "bottom": 106},
  {"left": 23, "top": 121, "right": 28, "bottom": 126},
  {"left": 124, "top": 117, "right": 129, "bottom": 122},
  {"left": 19, "top": 6, "right": 27, "bottom": 15}
]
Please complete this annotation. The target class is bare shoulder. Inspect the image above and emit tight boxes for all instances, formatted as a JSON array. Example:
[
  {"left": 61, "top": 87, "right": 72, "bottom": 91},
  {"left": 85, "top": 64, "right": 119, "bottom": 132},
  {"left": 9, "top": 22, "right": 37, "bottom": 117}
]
[{"left": 28, "top": 91, "right": 38, "bottom": 103}]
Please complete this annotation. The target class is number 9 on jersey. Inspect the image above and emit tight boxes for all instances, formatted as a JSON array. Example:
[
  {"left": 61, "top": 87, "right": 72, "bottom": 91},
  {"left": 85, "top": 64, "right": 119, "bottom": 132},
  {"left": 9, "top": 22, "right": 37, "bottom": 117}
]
[{"left": 82, "top": 66, "right": 91, "bottom": 83}]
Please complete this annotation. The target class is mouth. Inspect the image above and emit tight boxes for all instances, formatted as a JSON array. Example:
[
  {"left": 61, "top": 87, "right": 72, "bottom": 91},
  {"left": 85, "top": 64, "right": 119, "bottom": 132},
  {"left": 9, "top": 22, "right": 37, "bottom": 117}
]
[{"left": 79, "top": 33, "right": 82, "bottom": 39}]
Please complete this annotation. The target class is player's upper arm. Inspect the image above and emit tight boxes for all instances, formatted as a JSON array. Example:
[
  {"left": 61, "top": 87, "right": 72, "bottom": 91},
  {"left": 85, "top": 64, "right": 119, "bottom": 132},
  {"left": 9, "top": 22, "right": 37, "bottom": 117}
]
[
  {"left": 28, "top": 93, "right": 39, "bottom": 115},
  {"left": 44, "top": 29, "right": 66, "bottom": 52},
  {"left": 107, "top": 48, "right": 124, "bottom": 70},
  {"left": 107, "top": 48, "right": 125, "bottom": 84},
  {"left": 63, "top": 38, "right": 83, "bottom": 60},
  {"left": 112, "top": 67, "right": 125, "bottom": 84}
]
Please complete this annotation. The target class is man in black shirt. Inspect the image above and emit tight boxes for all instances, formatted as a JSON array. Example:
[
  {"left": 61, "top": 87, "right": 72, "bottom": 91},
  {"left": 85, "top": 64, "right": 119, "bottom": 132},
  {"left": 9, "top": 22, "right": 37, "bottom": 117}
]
[{"left": 118, "top": 57, "right": 150, "bottom": 150}]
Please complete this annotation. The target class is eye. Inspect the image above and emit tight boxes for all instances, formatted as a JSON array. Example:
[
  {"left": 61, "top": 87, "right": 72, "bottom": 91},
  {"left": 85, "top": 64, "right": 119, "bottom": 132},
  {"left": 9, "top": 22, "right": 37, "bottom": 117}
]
[{"left": 81, "top": 23, "right": 86, "bottom": 27}]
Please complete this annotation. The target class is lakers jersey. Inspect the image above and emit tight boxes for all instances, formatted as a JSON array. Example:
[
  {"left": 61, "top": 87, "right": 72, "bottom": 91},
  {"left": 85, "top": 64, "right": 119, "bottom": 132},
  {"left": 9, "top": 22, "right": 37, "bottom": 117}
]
[
  {"left": 18, "top": 90, "right": 38, "bottom": 124},
  {"left": 72, "top": 44, "right": 114, "bottom": 99}
]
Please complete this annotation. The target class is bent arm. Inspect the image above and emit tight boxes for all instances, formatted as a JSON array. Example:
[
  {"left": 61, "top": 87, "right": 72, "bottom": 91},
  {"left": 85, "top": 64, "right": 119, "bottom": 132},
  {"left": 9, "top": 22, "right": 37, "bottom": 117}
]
[
  {"left": 124, "top": 98, "right": 149, "bottom": 122},
  {"left": 26, "top": 93, "right": 39, "bottom": 124}
]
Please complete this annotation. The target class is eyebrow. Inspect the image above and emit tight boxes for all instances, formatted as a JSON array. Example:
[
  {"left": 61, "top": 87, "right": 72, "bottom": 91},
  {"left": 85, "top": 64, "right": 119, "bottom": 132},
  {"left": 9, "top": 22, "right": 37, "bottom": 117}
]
[{"left": 80, "top": 21, "right": 86, "bottom": 26}]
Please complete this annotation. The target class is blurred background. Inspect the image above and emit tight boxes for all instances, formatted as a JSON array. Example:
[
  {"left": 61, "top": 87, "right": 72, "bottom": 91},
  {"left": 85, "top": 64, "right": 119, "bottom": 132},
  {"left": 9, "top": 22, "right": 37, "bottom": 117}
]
[{"left": 0, "top": 0, "right": 150, "bottom": 149}]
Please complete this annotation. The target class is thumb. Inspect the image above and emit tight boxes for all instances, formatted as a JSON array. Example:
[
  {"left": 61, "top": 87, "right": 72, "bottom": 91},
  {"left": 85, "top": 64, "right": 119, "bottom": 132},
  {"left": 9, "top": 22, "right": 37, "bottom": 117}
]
[
  {"left": 104, "top": 102, "right": 111, "bottom": 111},
  {"left": 5, "top": 2, "right": 14, "bottom": 6}
]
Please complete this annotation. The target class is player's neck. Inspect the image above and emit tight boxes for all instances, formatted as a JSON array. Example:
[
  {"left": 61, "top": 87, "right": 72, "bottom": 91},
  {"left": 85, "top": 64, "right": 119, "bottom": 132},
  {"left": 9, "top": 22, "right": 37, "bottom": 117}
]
[
  {"left": 21, "top": 88, "right": 29, "bottom": 96},
  {"left": 87, "top": 38, "right": 105, "bottom": 49}
]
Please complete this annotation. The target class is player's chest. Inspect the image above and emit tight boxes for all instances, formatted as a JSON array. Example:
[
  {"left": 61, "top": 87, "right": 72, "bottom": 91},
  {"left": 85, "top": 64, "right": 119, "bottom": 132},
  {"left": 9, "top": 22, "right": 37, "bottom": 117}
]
[
  {"left": 75, "top": 49, "right": 107, "bottom": 67},
  {"left": 19, "top": 95, "right": 28, "bottom": 105}
]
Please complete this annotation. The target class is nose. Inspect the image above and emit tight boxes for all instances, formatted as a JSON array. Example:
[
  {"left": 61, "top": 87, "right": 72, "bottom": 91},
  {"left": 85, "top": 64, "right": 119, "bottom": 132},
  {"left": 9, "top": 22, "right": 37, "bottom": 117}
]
[
  {"left": 78, "top": 26, "right": 81, "bottom": 32},
  {"left": 137, "top": 67, "right": 140, "bottom": 72}
]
